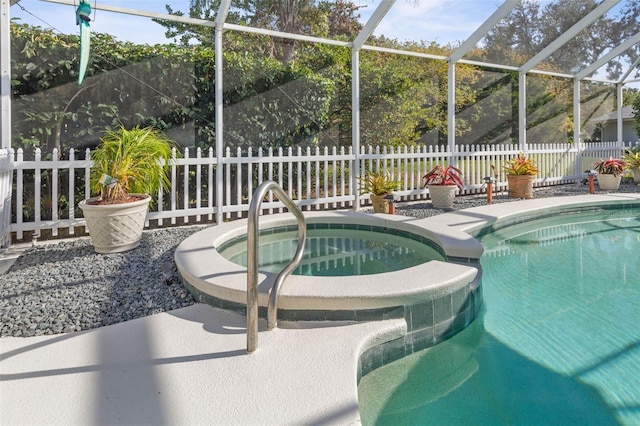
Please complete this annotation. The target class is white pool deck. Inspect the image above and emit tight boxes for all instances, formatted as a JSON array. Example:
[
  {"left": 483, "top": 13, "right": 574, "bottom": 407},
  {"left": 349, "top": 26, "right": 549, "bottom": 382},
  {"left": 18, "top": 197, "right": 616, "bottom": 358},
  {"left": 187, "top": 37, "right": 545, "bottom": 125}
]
[{"left": 2, "top": 193, "right": 639, "bottom": 425}]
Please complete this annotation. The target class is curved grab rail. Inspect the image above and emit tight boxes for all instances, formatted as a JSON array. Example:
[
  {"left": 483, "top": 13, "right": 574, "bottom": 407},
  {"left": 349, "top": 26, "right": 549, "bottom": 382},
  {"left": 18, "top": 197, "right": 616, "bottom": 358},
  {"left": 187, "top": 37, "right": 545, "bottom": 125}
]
[{"left": 247, "top": 180, "right": 306, "bottom": 353}]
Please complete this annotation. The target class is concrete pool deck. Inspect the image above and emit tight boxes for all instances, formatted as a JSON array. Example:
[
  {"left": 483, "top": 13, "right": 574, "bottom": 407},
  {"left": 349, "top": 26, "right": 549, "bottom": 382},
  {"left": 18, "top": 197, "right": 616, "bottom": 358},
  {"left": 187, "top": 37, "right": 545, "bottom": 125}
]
[
  {"left": 1, "top": 303, "right": 406, "bottom": 425},
  {"left": 2, "top": 193, "right": 640, "bottom": 425}
]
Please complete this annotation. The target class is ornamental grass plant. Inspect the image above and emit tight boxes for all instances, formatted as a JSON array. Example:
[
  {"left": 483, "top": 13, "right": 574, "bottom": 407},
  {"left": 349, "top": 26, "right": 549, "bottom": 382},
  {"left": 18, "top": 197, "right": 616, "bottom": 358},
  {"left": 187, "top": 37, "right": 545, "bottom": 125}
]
[{"left": 90, "top": 125, "right": 177, "bottom": 204}]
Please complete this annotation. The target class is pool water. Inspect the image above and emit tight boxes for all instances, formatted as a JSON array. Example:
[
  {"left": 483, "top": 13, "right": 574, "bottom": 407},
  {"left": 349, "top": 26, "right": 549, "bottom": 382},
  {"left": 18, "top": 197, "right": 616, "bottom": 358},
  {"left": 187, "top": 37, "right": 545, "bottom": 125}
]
[
  {"left": 358, "top": 209, "right": 640, "bottom": 425},
  {"left": 219, "top": 226, "right": 445, "bottom": 276}
]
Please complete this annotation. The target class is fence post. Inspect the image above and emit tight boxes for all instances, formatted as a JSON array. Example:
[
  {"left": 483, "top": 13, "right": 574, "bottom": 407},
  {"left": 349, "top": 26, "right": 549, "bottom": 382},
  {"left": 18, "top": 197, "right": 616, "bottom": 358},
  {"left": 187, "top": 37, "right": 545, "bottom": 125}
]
[{"left": 0, "top": 148, "right": 12, "bottom": 250}]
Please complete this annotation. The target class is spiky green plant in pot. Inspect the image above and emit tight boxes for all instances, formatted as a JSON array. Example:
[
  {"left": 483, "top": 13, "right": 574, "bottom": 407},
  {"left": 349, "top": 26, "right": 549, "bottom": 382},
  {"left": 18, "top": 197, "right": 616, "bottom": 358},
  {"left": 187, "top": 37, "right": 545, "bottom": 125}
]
[
  {"left": 89, "top": 125, "right": 176, "bottom": 204},
  {"left": 80, "top": 125, "right": 178, "bottom": 253}
]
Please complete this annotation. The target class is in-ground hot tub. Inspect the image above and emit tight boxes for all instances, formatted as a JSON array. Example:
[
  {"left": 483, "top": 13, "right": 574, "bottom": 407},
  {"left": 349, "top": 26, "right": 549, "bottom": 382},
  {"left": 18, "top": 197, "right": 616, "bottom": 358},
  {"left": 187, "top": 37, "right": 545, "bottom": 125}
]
[
  {"left": 175, "top": 211, "right": 484, "bottom": 348},
  {"left": 218, "top": 221, "right": 448, "bottom": 277}
]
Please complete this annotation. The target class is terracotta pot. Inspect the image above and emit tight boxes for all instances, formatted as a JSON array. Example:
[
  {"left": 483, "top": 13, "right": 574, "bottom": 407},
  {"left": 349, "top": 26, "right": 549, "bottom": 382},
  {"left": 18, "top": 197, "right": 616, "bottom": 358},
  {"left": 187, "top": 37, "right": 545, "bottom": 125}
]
[
  {"left": 370, "top": 194, "right": 389, "bottom": 213},
  {"left": 427, "top": 185, "right": 457, "bottom": 209},
  {"left": 79, "top": 194, "right": 151, "bottom": 253},
  {"left": 507, "top": 175, "right": 534, "bottom": 199},
  {"left": 596, "top": 173, "right": 622, "bottom": 191}
]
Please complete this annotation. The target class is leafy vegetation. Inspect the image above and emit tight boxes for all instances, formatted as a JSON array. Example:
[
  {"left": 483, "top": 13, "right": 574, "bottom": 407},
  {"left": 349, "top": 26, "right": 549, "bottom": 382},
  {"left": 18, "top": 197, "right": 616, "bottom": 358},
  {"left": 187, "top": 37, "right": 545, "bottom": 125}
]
[
  {"left": 422, "top": 165, "right": 464, "bottom": 190},
  {"left": 593, "top": 157, "right": 626, "bottom": 176},
  {"left": 90, "top": 126, "right": 177, "bottom": 203},
  {"left": 358, "top": 171, "right": 400, "bottom": 196},
  {"left": 10, "top": 23, "right": 334, "bottom": 154},
  {"left": 480, "top": 0, "right": 639, "bottom": 81},
  {"left": 623, "top": 146, "right": 640, "bottom": 169},
  {"left": 632, "top": 93, "right": 640, "bottom": 140},
  {"left": 504, "top": 153, "right": 538, "bottom": 176}
]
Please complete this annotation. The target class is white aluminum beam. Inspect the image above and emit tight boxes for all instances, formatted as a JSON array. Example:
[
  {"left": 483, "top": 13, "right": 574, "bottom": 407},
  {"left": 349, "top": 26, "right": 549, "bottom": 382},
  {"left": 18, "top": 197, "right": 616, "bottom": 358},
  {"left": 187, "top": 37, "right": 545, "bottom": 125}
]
[
  {"left": 214, "top": 0, "right": 231, "bottom": 225},
  {"left": 573, "top": 79, "right": 582, "bottom": 174},
  {"left": 352, "top": 0, "right": 395, "bottom": 51},
  {"left": 215, "top": 0, "right": 231, "bottom": 28},
  {"left": 352, "top": 49, "right": 361, "bottom": 209},
  {"left": 362, "top": 44, "right": 447, "bottom": 61},
  {"left": 364, "top": 48, "right": 628, "bottom": 85},
  {"left": 352, "top": 0, "right": 394, "bottom": 211},
  {"left": 41, "top": 0, "right": 216, "bottom": 27},
  {"left": 520, "top": 0, "right": 619, "bottom": 73},
  {"left": 447, "top": 61, "right": 456, "bottom": 161},
  {"left": 224, "top": 23, "right": 350, "bottom": 47},
  {"left": 519, "top": 72, "right": 527, "bottom": 151},
  {"left": 575, "top": 31, "right": 640, "bottom": 80},
  {"left": 1, "top": 0, "right": 11, "bottom": 149},
  {"left": 617, "top": 83, "right": 623, "bottom": 146},
  {"left": 459, "top": 59, "right": 520, "bottom": 71},
  {"left": 619, "top": 55, "right": 640, "bottom": 84},
  {"left": 449, "top": 0, "right": 519, "bottom": 63}
]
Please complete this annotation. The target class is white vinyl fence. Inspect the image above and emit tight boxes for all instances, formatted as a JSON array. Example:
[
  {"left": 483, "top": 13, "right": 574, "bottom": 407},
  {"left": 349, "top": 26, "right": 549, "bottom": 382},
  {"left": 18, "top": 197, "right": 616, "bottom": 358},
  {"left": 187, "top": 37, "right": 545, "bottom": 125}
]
[{"left": 4, "top": 141, "right": 631, "bottom": 243}]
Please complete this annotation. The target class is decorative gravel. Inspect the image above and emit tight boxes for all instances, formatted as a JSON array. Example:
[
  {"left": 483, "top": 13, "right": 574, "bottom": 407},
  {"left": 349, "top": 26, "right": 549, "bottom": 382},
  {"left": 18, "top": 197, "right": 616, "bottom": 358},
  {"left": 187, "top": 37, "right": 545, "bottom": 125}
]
[
  {"left": 1, "top": 180, "right": 639, "bottom": 337},
  {"left": 0, "top": 226, "right": 203, "bottom": 337},
  {"left": 393, "top": 180, "right": 640, "bottom": 219}
]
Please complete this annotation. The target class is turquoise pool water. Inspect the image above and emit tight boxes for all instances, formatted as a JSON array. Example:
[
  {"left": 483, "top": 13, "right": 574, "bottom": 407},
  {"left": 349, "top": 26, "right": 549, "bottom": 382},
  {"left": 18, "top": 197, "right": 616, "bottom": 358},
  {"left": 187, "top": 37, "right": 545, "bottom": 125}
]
[
  {"left": 358, "top": 208, "right": 640, "bottom": 425},
  {"left": 219, "top": 225, "right": 445, "bottom": 276}
]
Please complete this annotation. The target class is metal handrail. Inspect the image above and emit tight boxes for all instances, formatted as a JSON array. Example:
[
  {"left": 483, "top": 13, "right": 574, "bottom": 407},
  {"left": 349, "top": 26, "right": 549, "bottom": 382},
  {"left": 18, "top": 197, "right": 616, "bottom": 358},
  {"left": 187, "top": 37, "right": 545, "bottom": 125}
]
[{"left": 247, "top": 180, "right": 306, "bottom": 353}]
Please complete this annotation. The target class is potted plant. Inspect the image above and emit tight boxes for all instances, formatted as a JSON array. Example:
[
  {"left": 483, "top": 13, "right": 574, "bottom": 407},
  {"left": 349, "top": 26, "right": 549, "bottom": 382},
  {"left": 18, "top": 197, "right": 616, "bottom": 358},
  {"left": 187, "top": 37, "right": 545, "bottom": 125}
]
[
  {"left": 422, "top": 165, "right": 463, "bottom": 209},
  {"left": 623, "top": 145, "right": 640, "bottom": 183},
  {"left": 359, "top": 170, "right": 401, "bottom": 213},
  {"left": 593, "top": 156, "right": 626, "bottom": 191},
  {"left": 79, "top": 125, "right": 177, "bottom": 253},
  {"left": 504, "top": 153, "right": 538, "bottom": 198}
]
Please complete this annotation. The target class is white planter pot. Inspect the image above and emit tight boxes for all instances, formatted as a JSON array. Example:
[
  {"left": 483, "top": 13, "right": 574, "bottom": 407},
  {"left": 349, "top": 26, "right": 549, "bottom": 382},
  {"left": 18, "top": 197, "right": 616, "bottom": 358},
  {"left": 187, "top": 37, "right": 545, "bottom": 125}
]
[
  {"left": 632, "top": 167, "right": 640, "bottom": 184},
  {"left": 79, "top": 194, "right": 151, "bottom": 253},
  {"left": 428, "top": 185, "right": 457, "bottom": 209},
  {"left": 596, "top": 174, "right": 622, "bottom": 191}
]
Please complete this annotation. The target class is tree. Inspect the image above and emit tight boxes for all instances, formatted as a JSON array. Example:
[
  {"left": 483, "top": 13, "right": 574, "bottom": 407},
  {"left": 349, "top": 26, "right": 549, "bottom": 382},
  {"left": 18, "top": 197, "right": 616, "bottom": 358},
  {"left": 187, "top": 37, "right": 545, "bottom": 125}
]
[
  {"left": 482, "top": 0, "right": 640, "bottom": 79},
  {"left": 156, "top": 0, "right": 362, "bottom": 63},
  {"left": 469, "top": 0, "right": 640, "bottom": 145},
  {"left": 11, "top": 23, "right": 336, "bottom": 154},
  {"left": 632, "top": 92, "right": 640, "bottom": 140}
]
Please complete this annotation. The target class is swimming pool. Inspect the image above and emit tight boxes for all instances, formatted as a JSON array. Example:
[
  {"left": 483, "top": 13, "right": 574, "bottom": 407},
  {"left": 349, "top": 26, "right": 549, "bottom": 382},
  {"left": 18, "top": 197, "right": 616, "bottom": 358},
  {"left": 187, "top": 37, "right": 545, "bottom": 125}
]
[{"left": 358, "top": 204, "right": 640, "bottom": 425}]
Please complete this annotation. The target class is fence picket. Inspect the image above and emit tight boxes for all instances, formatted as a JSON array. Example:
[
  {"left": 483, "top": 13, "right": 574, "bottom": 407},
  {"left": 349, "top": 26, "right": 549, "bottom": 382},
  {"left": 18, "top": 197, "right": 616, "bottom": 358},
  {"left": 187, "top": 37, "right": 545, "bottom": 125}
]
[{"left": 68, "top": 149, "right": 76, "bottom": 235}]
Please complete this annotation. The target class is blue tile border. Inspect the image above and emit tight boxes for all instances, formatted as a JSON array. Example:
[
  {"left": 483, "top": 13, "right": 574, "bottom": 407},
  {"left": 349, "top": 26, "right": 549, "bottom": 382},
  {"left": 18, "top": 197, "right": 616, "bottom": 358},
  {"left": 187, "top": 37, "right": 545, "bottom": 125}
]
[
  {"left": 357, "top": 281, "right": 483, "bottom": 382},
  {"left": 179, "top": 269, "right": 484, "bottom": 380}
]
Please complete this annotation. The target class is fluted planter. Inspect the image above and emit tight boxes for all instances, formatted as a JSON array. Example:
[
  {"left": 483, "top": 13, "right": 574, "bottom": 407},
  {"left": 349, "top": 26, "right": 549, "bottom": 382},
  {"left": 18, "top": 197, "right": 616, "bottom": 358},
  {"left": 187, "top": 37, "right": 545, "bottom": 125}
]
[
  {"left": 79, "top": 194, "right": 151, "bottom": 253},
  {"left": 596, "top": 173, "right": 622, "bottom": 191},
  {"left": 370, "top": 194, "right": 390, "bottom": 213},
  {"left": 507, "top": 175, "right": 535, "bottom": 199},
  {"left": 428, "top": 185, "right": 457, "bottom": 209}
]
